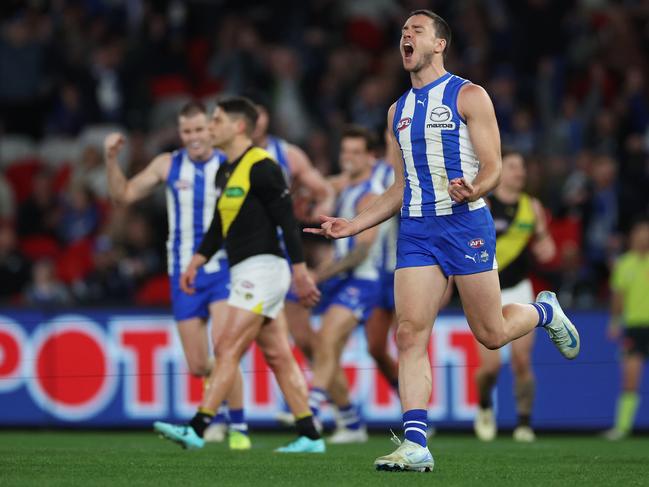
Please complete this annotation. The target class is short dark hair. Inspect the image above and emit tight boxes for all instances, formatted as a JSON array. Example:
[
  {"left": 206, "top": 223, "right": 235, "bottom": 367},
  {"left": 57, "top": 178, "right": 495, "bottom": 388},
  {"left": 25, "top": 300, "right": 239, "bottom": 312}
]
[
  {"left": 408, "top": 9, "right": 452, "bottom": 56},
  {"left": 216, "top": 96, "right": 259, "bottom": 135},
  {"left": 341, "top": 125, "right": 378, "bottom": 152},
  {"left": 178, "top": 100, "right": 207, "bottom": 118}
]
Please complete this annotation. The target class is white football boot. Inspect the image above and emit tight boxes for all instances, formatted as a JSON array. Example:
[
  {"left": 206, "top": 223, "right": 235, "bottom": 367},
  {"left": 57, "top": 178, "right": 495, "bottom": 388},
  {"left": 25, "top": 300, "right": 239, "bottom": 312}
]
[
  {"left": 536, "top": 291, "right": 580, "bottom": 359},
  {"left": 513, "top": 425, "right": 536, "bottom": 442},
  {"left": 474, "top": 407, "right": 496, "bottom": 441},
  {"left": 374, "top": 433, "right": 434, "bottom": 472},
  {"left": 203, "top": 423, "right": 227, "bottom": 442},
  {"left": 328, "top": 426, "right": 368, "bottom": 444}
]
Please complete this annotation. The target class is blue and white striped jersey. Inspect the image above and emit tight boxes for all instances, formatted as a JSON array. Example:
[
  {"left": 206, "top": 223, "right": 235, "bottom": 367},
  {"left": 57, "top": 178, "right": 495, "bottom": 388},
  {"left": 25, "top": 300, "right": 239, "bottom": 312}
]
[
  {"left": 393, "top": 72, "right": 486, "bottom": 217},
  {"left": 371, "top": 160, "right": 398, "bottom": 274},
  {"left": 334, "top": 177, "right": 384, "bottom": 281},
  {"left": 165, "top": 149, "right": 228, "bottom": 278}
]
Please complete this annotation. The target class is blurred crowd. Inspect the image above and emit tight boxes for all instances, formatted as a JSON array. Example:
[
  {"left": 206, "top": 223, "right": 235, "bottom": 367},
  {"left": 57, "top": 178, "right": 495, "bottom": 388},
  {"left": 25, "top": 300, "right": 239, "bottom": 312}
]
[{"left": 1, "top": 0, "right": 649, "bottom": 308}]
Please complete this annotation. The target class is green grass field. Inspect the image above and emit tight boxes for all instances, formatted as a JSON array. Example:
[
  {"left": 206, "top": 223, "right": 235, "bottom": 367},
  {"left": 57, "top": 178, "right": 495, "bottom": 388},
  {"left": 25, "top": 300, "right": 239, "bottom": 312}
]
[{"left": 1, "top": 431, "right": 647, "bottom": 486}]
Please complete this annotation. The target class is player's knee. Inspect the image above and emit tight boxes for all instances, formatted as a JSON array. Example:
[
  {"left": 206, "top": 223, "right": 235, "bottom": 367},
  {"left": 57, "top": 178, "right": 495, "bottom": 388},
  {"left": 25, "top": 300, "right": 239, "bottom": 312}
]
[
  {"left": 214, "top": 341, "right": 239, "bottom": 363},
  {"left": 264, "top": 342, "right": 292, "bottom": 371},
  {"left": 476, "top": 331, "right": 507, "bottom": 350},
  {"left": 187, "top": 359, "right": 211, "bottom": 378},
  {"left": 395, "top": 320, "right": 426, "bottom": 352}
]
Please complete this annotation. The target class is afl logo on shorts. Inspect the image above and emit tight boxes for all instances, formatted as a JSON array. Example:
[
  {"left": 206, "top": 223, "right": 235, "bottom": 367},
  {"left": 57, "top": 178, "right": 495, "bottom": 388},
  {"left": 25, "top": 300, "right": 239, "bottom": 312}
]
[
  {"left": 397, "top": 117, "right": 412, "bottom": 131},
  {"left": 427, "top": 105, "right": 456, "bottom": 130},
  {"left": 468, "top": 238, "right": 484, "bottom": 249}
]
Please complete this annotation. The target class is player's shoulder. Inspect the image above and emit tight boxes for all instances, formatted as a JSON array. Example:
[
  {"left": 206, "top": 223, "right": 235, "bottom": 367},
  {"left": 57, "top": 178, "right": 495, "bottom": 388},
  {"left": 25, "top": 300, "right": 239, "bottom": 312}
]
[
  {"left": 458, "top": 81, "right": 489, "bottom": 100},
  {"left": 151, "top": 151, "right": 173, "bottom": 173}
]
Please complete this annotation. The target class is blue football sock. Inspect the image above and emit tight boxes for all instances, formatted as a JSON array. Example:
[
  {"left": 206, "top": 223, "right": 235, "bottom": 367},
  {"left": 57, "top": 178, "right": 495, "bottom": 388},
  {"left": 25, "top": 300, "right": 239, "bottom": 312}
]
[
  {"left": 308, "top": 388, "right": 328, "bottom": 418},
  {"left": 532, "top": 302, "right": 554, "bottom": 327},
  {"left": 403, "top": 409, "right": 428, "bottom": 447},
  {"left": 228, "top": 408, "right": 248, "bottom": 434},
  {"left": 337, "top": 403, "right": 362, "bottom": 431}
]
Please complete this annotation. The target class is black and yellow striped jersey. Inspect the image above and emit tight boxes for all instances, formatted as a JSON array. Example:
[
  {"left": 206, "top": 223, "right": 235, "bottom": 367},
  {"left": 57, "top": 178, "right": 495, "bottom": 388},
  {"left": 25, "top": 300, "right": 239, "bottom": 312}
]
[
  {"left": 197, "top": 146, "right": 304, "bottom": 267},
  {"left": 489, "top": 193, "right": 536, "bottom": 288}
]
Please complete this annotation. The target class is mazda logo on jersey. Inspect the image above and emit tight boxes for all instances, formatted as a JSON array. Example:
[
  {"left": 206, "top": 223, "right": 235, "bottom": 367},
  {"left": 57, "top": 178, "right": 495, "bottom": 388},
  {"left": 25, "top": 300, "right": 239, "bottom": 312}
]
[
  {"left": 397, "top": 117, "right": 412, "bottom": 131},
  {"left": 225, "top": 187, "right": 245, "bottom": 197},
  {"left": 427, "top": 105, "right": 456, "bottom": 130}
]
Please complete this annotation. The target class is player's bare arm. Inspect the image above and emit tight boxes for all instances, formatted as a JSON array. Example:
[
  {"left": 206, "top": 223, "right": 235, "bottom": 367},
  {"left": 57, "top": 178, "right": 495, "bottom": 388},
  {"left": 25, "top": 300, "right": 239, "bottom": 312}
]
[
  {"left": 449, "top": 84, "right": 502, "bottom": 203},
  {"left": 305, "top": 104, "right": 404, "bottom": 239},
  {"left": 287, "top": 144, "right": 335, "bottom": 218},
  {"left": 530, "top": 198, "right": 556, "bottom": 263},
  {"left": 104, "top": 132, "right": 171, "bottom": 205},
  {"left": 313, "top": 193, "right": 381, "bottom": 283}
]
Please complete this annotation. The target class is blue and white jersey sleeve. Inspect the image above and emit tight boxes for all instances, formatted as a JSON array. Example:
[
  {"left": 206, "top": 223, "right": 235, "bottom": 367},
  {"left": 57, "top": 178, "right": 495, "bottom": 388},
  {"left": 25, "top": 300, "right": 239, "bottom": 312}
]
[
  {"left": 393, "top": 73, "right": 486, "bottom": 217},
  {"left": 165, "top": 149, "right": 228, "bottom": 278}
]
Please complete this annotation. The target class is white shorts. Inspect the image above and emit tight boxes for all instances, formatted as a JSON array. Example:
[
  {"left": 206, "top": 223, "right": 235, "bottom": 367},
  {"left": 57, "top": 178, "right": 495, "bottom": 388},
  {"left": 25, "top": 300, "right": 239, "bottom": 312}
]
[
  {"left": 500, "top": 278, "right": 534, "bottom": 306},
  {"left": 228, "top": 254, "right": 291, "bottom": 319}
]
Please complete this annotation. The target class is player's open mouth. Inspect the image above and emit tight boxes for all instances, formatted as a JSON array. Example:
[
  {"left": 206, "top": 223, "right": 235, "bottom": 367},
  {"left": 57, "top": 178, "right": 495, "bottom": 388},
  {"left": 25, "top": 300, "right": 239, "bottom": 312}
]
[{"left": 403, "top": 43, "right": 414, "bottom": 58}]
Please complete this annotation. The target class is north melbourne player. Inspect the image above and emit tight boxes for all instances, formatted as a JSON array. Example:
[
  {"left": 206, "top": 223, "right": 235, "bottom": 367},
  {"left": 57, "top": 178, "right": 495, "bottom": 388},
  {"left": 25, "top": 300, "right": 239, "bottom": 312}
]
[{"left": 307, "top": 10, "right": 580, "bottom": 472}]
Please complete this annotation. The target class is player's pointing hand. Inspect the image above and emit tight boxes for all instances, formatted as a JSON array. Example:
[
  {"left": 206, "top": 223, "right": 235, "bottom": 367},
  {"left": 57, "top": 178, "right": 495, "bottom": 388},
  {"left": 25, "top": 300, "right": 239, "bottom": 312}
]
[
  {"left": 303, "top": 215, "right": 357, "bottom": 240},
  {"left": 448, "top": 177, "right": 479, "bottom": 203}
]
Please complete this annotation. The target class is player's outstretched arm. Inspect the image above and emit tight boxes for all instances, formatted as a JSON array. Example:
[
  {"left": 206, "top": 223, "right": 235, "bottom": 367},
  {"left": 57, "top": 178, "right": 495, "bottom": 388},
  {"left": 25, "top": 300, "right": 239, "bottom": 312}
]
[
  {"left": 103, "top": 132, "right": 169, "bottom": 205},
  {"left": 449, "top": 84, "right": 502, "bottom": 203}
]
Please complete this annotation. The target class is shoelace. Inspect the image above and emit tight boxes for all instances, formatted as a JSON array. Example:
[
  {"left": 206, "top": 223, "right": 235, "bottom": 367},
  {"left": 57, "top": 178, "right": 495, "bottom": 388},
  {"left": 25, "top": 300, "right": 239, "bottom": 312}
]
[{"left": 389, "top": 428, "right": 401, "bottom": 446}]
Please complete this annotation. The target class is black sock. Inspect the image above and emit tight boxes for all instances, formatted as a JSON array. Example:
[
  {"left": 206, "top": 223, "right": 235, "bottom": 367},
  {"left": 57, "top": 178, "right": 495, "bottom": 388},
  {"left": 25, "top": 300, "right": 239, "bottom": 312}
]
[
  {"left": 295, "top": 415, "right": 321, "bottom": 440},
  {"left": 479, "top": 398, "right": 493, "bottom": 410},
  {"left": 517, "top": 414, "right": 530, "bottom": 427},
  {"left": 189, "top": 410, "right": 214, "bottom": 438}
]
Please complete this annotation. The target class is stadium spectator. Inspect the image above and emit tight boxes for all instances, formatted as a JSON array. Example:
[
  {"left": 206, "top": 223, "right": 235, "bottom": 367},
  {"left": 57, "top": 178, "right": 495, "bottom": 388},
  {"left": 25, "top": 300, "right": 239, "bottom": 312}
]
[
  {"left": 0, "top": 224, "right": 30, "bottom": 303},
  {"left": 57, "top": 184, "right": 100, "bottom": 244},
  {"left": 46, "top": 82, "right": 87, "bottom": 136},
  {"left": 74, "top": 234, "right": 134, "bottom": 305},
  {"left": 16, "top": 168, "right": 60, "bottom": 240},
  {"left": 24, "top": 258, "right": 71, "bottom": 307}
]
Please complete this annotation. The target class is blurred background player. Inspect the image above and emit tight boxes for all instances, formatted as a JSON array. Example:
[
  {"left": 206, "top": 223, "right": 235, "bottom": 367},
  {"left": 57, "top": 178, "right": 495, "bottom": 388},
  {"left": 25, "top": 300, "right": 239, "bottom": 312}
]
[
  {"left": 154, "top": 97, "right": 324, "bottom": 453},
  {"left": 364, "top": 130, "right": 400, "bottom": 395},
  {"left": 473, "top": 149, "right": 556, "bottom": 443},
  {"left": 103, "top": 101, "right": 249, "bottom": 449},
  {"left": 308, "top": 125, "right": 383, "bottom": 443},
  {"left": 605, "top": 219, "right": 649, "bottom": 440},
  {"left": 248, "top": 92, "right": 334, "bottom": 361}
]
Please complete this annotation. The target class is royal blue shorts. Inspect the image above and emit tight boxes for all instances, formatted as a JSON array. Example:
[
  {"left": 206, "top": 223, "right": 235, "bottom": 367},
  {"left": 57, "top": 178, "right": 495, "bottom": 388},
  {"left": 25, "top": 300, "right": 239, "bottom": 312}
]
[
  {"left": 396, "top": 206, "right": 497, "bottom": 277},
  {"left": 170, "top": 270, "right": 230, "bottom": 321},
  {"left": 316, "top": 276, "right": 380, "bottom": 323},
  {"left": 376, "top": 271, "right": 395, "bottom": 311}
]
